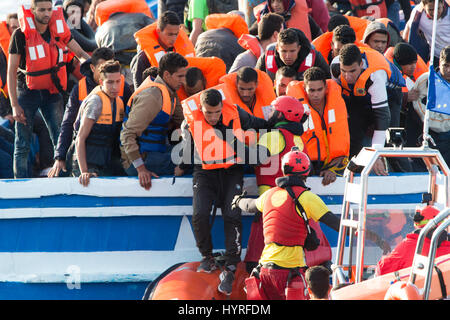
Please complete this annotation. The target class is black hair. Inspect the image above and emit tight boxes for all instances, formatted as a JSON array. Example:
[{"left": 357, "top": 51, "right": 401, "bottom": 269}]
[
  {"left": 91, "top": 47, "right": 115, "bottom": 66},
  {"left": 275, "top": 66, "right": 297, "bottom": 79},
  {"left": 327, "top": 14, "right": 350, "bottom": 32},
  {"left": 236, "top": 67, "right": 258, "bottom": 83},
  {"left": 6, "top": 13, "right": 18, "bottom": 23},
  {"left": 31, "top": 0, "right": 53, "bottom": 8},
  {"left": 258, "top": 13, "right": 284, "bottom": 41},
  {"left": 339, "top": 44, "right": 362, "bottom": 66},
  {"left": 440, "top": 45, "right": 450, "bottom": 64},
  {"left": 158, "top": 52, "right": 188, "bottom": 77},
  {"left": 333, "top": 25, "right": 356, "bottom": 45},
  {"left": 303, "top": 66, "right": 327, "bottom": 84},
  {"left": 157, "top": 10, "right": 181, "bottom": 31},
  {"left": 142, "top": 66, "right": 159, "bottom": 81},
  {"left": 98, "top": 60, "right": 121, "bottom": 78},
  {"left": 200, "top": 88, "right": 222, "bottom": 107},
  {"left": 305, "top": 266, "right": 331, "bottom": 299},
  {"left": 185, "top": 67, "right": 206, "bottom": 88},
  {"left": 422, "top": 0, "right": 444, "bottom": 4},
  {"left": 278, "top": 28, "right": 300, "bottom": 46}
]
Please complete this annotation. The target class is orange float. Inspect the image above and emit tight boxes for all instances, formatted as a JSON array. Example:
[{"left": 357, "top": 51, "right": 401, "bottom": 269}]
[
  {"left": 95, "top": 0, "right": 153, "bottom": 27},
  {"left": 331, "top": 253, "right": 450, "bottom": 300},
  {"left": 147, "top": 261, "right": 248, "bottom": 300}
]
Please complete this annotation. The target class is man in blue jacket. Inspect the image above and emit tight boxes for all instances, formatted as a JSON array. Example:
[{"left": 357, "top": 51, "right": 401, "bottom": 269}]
[{"left": 47, "top": 47, "right": 133, "bottom": 177}]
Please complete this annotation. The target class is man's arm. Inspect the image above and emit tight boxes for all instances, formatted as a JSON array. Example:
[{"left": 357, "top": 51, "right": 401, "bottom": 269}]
[
  {"left": 120, "top": 87, "right": 162, "bottom": 190},
  {"left": 368, "top": 70, "right": 390, "bottom": 146},
  {"left": 48, "top": 87, "right": 81, "bottom": 177},
  {"left": 67, "top": 38, "right": 90, "bottom": 63},
  {"left": 7, "top": 53, "right": 26, "bottom": 125},
  {"left": 189, "top": 18, "right": 203, "bottom": 46},
  {"left": 75, "top": 115, "right": 96, "bottom": 186},
  {"left": 237, "top": 106, "right": 276, "bottom": 131}
]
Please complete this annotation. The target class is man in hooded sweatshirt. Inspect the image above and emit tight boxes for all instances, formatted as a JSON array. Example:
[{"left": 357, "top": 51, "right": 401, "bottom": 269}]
[{"left": 256, "top": 28, "right": 330, "bottom": 81}]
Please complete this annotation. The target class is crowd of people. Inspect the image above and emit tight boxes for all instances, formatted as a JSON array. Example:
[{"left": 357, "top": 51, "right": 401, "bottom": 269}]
[{"left": 0, "top": 0, "right": 449, "bottom": 299}]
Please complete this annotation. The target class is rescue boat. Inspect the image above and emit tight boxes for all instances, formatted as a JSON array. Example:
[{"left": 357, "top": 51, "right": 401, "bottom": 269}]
[{"left": 144, "top": 257, "right": 248, "bottom": 300}]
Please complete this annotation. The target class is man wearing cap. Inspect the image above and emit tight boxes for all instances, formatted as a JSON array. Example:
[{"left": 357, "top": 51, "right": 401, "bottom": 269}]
[{"left": 375, "top": 203, "right": 450, "bottom": 276}]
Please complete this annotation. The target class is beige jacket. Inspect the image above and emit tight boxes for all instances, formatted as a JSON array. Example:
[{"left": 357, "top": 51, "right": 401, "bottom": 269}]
[{"left": 120, "top": 76, "right": 183, "bottom": 168}]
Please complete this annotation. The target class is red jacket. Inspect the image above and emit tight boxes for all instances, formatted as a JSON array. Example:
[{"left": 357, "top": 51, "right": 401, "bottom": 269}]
[{"left": 376, "top": 233, "right": 450, "bottom": 275}]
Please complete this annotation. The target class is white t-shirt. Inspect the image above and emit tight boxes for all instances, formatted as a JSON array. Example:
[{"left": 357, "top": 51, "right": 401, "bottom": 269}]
[{"left": 414, "top": 5, "right": 450, "bottom": 58}]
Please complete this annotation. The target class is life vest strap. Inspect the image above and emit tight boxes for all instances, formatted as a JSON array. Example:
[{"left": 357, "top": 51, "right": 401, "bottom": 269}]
[{"left": 19, "top": 61, "right": 66, "bottom": 77}]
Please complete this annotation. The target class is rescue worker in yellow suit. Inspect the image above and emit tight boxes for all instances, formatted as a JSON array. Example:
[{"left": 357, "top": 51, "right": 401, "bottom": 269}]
[{"left": 231, "top": 147, "right": 341, "bottom": 300}]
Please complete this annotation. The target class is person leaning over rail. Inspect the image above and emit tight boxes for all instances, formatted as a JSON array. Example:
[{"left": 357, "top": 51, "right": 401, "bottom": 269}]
[
  {"left": 329, "top": 44, "right": 405, "bottom": 175},
  {"left": 120, "top": 53, "right": 188, "bottom": 191},
  {"left": 48, "top": 47, "right": 132, "bottom": 178},
  {"left": 72, "top": 60, "right": 124, "bottom": 186},
  {"left": 286, "top": 66, "right": 350, "bottom": 186},
  {"left": 177, "top": 87, "right": 277, "bottom": 296}
]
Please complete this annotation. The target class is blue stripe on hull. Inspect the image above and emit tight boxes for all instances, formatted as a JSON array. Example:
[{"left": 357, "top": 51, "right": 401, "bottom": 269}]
[
  {"left": 0, "top": 282, "right": 148, "bottom": 300},
  {"left": 0, "top": 193, "right": 423, "bottom": 209},
  {"left": 0, "top": 216, "right": 255, "bottom": 252}
]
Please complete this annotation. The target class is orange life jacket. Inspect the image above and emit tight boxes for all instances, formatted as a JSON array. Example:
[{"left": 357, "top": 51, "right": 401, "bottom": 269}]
[
  {"left": 312, "top": 31, "right": 369, "bottom": 64},
  {"left": 340, "top": 47, "right": 392, "bottom": 97},
  {"left": 95, "top": 0, "right": 154, "bottom": 27},
  {"left": 205, "top": 13, "right": 249, "bottom": 39},
  {"left": 177, "top": 56, "right": 227, "bottom": 102},
  {"left": 346, "top": 15, "right": 371, "bottom": 41},
  {"left": 238, "top": 34, "right": 263, "bottom": 60},
  {"left": 90, "top": 86, "right": 125, "bottom": 125},
  {"left": 349, "top": 0, "right": 387, "bottom": 18},
  {"left": 219, "top": 69, "right": 276, "bottom": 119},
  {"left": 18, "top": 5, "right": 71, "bottom": 94},
  {"left": 78, "top": 75, "right": 125, "bottom": 103},
  {"left": 254, "top": 0, "right": 312, "bottom": 41},
  {"left": 0, "top": 21, "right": 10, "bottom": 62},
  {"left": 182, "top": 87, "right": 247, "bottom": 170},
  {"left": 134, "top": 22, "right": 195, "bottom": 68},
  {"left": 286, "top": 79, "right": 350, "bottom": 163},
  {"left": 384, "top": 46, "right": 428, "bottom": 93},
  {"left": 75, "top": 86, "right": 124, "bottom": 167},
  {"left": 262, "top": 185, "right": 308, "bottom": 246},
  {"left": 0, "top": 21, "right": 9, "bottom": 96}
]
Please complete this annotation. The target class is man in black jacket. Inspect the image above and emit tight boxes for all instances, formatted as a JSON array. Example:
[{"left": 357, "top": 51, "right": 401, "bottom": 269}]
[
  {"left": 176, "top": 88, "right": 277, "bottom": 296},
  {"left": 256, "top": 28, "right": 331, "bottom": 81},
  {"left": 47, "top": 47, "right": 133, "bottom": 177}
]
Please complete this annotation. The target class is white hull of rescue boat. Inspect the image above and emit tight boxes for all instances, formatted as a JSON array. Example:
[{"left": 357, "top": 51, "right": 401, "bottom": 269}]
[{"left": 0, "top": 173, "right": 436, "bottom": 299}]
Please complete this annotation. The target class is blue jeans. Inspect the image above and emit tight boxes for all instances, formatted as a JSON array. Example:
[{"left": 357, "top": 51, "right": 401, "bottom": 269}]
[
  {"left": 0, "top": 136, "right": 13, "bottom": 178},
  {"left": 14, "top": 88, "right": 63, "bottom": 178},
  {"left": 387, "top": 1, "right": 401, "bottom": 29}
]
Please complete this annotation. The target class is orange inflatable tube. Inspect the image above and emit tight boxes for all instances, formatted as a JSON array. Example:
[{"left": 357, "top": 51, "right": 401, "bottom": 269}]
[
  {"left": 331, "top": 253, "right": 450, "bottom": 300},
  {"left": 95, "top": 0, "right": 153, "bottom": 27},
  {"left": 205, "top": 13, "right": 249, "bottom": 39},
  {"left": 177, "top": 56, "right": 227, "bottom": 102},
  {"left": 149, "top": 261, "right": 248, "bottom": 300}
]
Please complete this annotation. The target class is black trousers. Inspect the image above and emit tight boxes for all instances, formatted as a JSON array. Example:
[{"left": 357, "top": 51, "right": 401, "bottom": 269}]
[{"left": 192, "top": 165, "right": 244, "bottom": 266}]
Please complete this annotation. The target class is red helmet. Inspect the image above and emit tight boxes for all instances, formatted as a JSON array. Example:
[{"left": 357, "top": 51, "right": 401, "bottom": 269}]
[
  {"left": 413, "top": 205, "right": 440, "bottom": 228},
  {"left": 281, "top": 147, "right": 311, "bottom": 176},
  {"left": 271, "top": 96, "right": 309, "bottom": 123}
]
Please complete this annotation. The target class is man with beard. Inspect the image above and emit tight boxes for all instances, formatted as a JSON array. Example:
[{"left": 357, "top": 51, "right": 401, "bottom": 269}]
[{"left": 8, "top": 0, "right": 90, "bottom": 178}]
